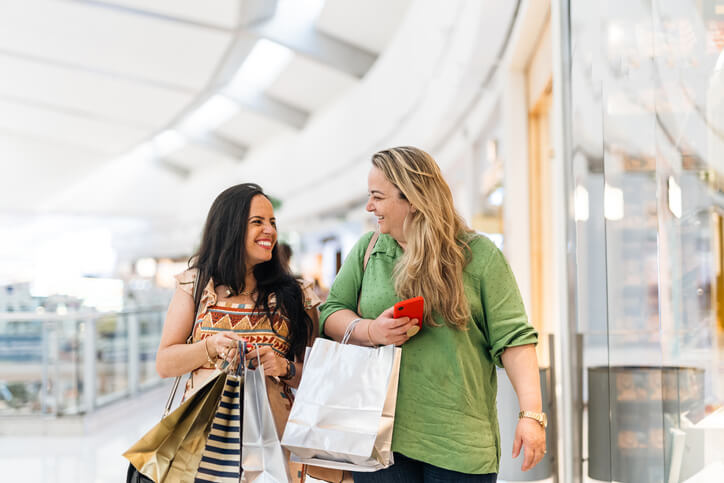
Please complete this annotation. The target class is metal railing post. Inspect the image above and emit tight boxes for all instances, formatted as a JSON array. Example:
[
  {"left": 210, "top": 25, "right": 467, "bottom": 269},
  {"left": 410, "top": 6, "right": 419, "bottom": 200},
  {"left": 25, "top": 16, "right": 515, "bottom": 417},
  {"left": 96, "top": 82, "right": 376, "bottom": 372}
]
[
  {"left": 50, "top": 319, "right": 61, "bottom": 415},
  {"left": 41, "top": 319, "right": 50, "bottom": 414},
  {"left": 128, "top": 313, "right": 140, "bottom": 396},
  {"left": 82, "top": 318, "right": 96, "bottom": 413}
]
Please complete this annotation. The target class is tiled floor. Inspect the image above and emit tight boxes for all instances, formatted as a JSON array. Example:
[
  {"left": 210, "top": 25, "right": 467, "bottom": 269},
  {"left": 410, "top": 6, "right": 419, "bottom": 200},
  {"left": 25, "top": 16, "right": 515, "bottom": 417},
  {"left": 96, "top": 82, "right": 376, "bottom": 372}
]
[
  {"left": 0, "top": 382, "right": 172, "bottom": 483},
  {"left": 0, "top": 381, "right": 559, "bottom": 482}
]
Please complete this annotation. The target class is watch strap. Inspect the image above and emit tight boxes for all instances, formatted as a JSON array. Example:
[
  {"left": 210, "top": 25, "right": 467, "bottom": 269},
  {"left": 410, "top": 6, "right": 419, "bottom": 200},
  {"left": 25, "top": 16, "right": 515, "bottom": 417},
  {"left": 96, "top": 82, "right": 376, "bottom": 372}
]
[{"left": 519, "top": 410, "right": 547, "bottom": 427}]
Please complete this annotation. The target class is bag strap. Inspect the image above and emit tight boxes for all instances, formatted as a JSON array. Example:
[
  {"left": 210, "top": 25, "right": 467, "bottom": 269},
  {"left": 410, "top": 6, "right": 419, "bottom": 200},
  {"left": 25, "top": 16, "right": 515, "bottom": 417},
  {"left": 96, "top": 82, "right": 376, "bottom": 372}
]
[
  {"left": 163, "top": 274, "right": 203, "bottom": 416},
  {"left": 357, "top": 231, "right": 380, "bottom": 315},
  {"left": 363, "top": 231, "right": 379, "bottom": 272}
]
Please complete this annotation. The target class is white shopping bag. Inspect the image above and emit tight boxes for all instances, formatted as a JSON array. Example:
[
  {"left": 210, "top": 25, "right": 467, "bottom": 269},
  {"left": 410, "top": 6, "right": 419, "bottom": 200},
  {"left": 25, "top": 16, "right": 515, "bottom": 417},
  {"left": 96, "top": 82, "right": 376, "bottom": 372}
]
[
  {"left": 281, "top": 338, "right": 401, "bottom": 472},
  {"left": 241, "top": 348, "right": 290, "bottom": 482}
]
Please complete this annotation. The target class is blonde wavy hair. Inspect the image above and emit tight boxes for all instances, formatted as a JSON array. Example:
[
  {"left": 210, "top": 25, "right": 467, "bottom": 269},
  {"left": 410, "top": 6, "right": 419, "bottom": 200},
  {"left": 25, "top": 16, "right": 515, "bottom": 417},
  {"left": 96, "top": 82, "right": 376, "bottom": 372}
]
[{"left": 371, "top": 146, "right": 474, "bottom": 329}]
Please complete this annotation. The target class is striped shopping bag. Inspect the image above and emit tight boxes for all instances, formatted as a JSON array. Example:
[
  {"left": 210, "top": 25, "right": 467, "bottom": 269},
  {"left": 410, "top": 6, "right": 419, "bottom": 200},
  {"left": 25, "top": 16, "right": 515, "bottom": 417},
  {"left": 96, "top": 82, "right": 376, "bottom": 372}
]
[
  {"left": 194, "top": 373, "right": 243, "bottom": 482},
  {"left": 194, "top": 368, "right": 244, "bottom": 482}
]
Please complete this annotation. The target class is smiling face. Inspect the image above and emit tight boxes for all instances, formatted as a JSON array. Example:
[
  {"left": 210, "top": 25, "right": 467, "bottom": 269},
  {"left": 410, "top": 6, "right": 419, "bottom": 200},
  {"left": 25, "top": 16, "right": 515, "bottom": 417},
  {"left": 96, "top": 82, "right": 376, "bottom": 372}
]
[
  {"left": 366, "top": 166, "right": 413, "bottom": 245},
  {"left": 244, "top": 194, "right": 277, "bottom": 270}
]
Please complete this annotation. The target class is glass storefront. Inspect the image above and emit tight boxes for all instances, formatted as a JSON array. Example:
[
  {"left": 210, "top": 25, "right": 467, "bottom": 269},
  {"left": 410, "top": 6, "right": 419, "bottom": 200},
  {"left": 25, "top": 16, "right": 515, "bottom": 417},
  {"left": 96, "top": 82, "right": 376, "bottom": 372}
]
[{"left": 569, "top": 0, "right": 724, "bottom": 481}]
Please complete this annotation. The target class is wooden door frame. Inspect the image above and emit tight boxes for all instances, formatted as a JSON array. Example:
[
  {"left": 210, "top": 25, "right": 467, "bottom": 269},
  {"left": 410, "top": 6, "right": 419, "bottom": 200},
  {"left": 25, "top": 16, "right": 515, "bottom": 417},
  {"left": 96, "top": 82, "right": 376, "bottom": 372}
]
[{"left": 529, "top": 80, "right": 553, "bottom": 337}]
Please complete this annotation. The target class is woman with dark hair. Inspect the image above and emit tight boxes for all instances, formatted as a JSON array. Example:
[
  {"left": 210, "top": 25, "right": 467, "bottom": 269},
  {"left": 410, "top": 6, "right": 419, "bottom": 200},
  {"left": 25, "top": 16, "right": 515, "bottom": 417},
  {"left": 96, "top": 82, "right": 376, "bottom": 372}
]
[{"left": 156, "top": 183, "right": 318, "bottom": 464}]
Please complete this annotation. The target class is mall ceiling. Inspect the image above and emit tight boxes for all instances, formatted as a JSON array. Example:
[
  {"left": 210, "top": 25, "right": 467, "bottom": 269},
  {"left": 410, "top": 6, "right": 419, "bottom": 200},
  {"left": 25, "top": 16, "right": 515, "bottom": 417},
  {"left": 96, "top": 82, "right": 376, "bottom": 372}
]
[{"left": 0, "top": 0, "right": 519, "bottom": 258}]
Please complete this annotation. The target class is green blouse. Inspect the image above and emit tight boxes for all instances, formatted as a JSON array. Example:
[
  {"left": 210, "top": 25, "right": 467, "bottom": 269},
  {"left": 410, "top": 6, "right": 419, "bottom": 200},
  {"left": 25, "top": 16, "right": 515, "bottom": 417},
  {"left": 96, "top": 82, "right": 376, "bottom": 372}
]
[{"left": 319, "top": 232, "right": 538, "bottom": 474}]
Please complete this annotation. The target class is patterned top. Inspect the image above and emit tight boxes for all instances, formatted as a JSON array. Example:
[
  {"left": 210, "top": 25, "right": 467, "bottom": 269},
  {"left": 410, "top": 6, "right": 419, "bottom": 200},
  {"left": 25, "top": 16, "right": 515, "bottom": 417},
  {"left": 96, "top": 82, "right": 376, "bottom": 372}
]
[
  {"left": 174, "top": 268, "right": 321, "bottom": 370},
  {"left": 173, "top": 269, "right": 322, "bottom": 482}
]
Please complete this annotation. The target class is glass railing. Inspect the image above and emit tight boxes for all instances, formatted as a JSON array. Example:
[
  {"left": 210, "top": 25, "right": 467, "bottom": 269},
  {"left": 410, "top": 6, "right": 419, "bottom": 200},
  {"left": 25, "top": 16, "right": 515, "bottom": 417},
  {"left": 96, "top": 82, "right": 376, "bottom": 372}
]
[{"left": 0, "top": 307, "right": 166, "bottom": 416}]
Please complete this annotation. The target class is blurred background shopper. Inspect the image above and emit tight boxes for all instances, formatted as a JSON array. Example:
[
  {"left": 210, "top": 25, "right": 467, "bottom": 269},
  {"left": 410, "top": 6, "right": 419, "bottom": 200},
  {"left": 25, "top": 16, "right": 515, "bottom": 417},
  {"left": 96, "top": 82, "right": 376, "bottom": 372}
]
[{"left": 320, "top": 147, "right": 546, "bottom": 481}]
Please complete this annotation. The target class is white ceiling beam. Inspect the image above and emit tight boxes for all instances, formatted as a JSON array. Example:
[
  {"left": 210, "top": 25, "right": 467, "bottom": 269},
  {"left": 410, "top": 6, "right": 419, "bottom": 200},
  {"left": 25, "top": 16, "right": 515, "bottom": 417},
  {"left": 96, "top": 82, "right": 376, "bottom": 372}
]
[
  {"left": 225, "top": 90, "right": 308, "bottom": 130},
  {"left": 251, "top": 19, "right": 377, "bottom": 79},
  {"left": 68, "top": 0, "right": 277, "bottom": 31},
  {"left": 0, "top": 47, "right": 194, "bottom": 94},
  {"left": 0, "top": 93, "right": 153, "bottom": 130},
  {"left": 0, "top": 1, "right": 232, "bottom": 91},
  {"left": 156, "top": 158, "right": 191, "bottom": 178},
  {"left": 208, "top": 32, "right": 311, "bottom": 130},
  {"left": 193, "top": 132, "right": 249, "bottom": 160}
]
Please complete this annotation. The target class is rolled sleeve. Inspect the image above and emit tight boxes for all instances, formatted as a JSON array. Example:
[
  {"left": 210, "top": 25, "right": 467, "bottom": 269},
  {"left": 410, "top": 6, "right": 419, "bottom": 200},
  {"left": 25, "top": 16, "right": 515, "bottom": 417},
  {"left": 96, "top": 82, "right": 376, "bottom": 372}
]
[
  {"left": 480, "top": 244, "right": 538, "bottom": 367},
  {"left": 318, "top": 232, "right": 374, "bottom": 335},
  {"left": 299, "top": 279, "right": 322, "bottom": 310},
  {"left": 173, "top": 268, "right": 196, "bottom": 296}
]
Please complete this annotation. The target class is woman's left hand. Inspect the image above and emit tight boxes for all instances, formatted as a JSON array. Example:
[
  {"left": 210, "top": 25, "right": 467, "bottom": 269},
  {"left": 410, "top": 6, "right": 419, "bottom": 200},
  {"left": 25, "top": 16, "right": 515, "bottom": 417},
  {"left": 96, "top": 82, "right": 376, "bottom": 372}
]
[
  {"left": 512, "top": 417, "right": 546, "bottom": 471},
  {"left": 244, "top": 345, "right": 290, "bottom": 378}
]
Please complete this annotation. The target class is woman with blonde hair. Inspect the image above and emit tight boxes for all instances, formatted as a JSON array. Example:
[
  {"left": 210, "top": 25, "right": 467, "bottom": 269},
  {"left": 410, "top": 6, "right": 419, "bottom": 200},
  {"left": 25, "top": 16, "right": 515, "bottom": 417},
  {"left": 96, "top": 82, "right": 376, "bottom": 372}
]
[{"left": 320, "top": 146, "right": 546, "bottom": 481}]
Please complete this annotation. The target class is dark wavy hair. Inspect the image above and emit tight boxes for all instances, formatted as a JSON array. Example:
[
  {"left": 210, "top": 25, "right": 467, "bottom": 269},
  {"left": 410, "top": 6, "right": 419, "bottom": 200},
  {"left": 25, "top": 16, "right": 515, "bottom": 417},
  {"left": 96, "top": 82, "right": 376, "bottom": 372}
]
[{"left": 188, "top": 183, "right": 312, "bottom": 360}]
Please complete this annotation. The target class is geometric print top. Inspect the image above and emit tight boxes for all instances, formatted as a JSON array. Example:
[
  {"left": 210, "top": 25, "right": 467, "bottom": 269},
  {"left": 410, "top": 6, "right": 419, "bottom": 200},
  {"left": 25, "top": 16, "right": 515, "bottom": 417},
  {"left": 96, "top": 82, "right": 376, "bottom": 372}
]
[
  {"left": 193, "top": 302, "right": 294, "bottom": 366},
  {"left": 175, "top": 267, "right": 318, "bottom": 483},
  {"left": 174, "top": 268, "right": 321, "bottom": 370}
]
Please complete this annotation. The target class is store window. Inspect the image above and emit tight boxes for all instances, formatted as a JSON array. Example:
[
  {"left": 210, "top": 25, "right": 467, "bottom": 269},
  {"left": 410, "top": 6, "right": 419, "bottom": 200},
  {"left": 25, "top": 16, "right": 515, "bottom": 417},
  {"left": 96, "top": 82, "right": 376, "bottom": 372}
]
[{"left": 569, "top": 0, "right": 724, "bottom": 481}]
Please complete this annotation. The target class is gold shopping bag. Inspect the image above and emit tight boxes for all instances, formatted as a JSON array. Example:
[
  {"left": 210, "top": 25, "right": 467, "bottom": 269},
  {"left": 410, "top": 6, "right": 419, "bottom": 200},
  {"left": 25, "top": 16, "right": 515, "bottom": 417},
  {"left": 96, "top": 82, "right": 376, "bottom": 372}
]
[{"left": 123, "top": 370, "right": 228, "bottom": 483}]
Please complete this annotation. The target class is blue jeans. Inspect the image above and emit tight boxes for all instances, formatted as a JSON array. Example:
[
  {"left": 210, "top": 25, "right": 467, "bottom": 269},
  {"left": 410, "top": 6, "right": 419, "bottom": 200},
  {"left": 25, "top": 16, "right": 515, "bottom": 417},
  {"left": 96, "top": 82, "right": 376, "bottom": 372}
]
[{"left": 352, "top": 453, "right": 497, "bottom": 483}]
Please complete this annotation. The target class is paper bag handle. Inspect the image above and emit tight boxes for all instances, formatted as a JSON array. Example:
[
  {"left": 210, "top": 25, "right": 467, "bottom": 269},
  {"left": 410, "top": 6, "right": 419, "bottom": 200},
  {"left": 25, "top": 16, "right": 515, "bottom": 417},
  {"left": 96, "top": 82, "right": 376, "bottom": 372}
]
[
  {"left": 162, "top": 275, "right": 204, "bottom": 416},
  {"left": 341, "top": 318, "right": 362, "bottom": 345}
]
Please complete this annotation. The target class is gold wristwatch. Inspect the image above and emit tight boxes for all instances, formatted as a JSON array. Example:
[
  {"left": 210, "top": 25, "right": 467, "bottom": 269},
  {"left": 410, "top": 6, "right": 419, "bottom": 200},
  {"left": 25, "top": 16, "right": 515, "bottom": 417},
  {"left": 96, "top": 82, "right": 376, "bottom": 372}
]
[{"left": 519, "top": 410, "right": 547, "bottom": 428}]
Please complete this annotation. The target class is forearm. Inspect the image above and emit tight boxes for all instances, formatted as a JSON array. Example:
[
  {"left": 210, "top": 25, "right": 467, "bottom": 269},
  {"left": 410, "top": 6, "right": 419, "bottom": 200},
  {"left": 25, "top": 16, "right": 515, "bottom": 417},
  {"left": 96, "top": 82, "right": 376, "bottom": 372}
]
[
  {"left": 156, "top": 340, "right": 209, "bottom": 378},
  {"left": 501, "top": 344, "right": 542, "bottom": 412},
  {"left": 323, "top": 309, "right": 375, "bottom": 346}
]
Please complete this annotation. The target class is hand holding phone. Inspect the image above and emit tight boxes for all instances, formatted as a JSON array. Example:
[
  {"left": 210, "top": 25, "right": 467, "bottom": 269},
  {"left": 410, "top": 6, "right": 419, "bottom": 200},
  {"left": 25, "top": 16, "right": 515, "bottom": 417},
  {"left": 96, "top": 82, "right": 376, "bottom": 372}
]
[{"left": 393, "top": 296, "right": 424, "bottom": 336}]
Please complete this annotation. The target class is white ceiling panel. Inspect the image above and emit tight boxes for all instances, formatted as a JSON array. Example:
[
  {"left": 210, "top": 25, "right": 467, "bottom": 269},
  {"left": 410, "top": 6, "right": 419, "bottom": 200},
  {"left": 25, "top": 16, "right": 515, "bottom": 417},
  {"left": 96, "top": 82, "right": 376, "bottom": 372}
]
[
  {"left": 0, "top": 0, "right": 232, "bottom": 90},
  {"left": 0, "top": 54, "right": 193, "bottom": 128},
  {"left": 316, "top": 0, "right": 412, "bottom": 54},
  {"left": 97, "top": 0, "right": 241, "bottom": 29},
  {"left": 266, "top": 55, "right": 357, "bottom": 112},
  {"left": 0, "top": 135, "right": 102, "bottom": 211},
  {"left": 216, "top": 108, "right": 294, "bottom": 146},
  {"left": 164, "top": 142, "right": 238, "bottom": 171},
  {"left": 0, "top": 99, "right": 148, "bottom": 155},
  {"left": 50, "top": 160, "right": 187, "bottom": 217}
]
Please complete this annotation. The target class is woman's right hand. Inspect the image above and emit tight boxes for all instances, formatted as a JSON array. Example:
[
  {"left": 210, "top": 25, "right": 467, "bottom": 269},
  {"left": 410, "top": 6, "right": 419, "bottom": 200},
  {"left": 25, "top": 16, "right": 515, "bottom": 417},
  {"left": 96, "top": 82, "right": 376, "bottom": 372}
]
[
  {"left": 206, "top": 332, "right": 246, "bottom": 364},
  {"left": 367, "top": 306, "right": 420, "bottom": 346}
]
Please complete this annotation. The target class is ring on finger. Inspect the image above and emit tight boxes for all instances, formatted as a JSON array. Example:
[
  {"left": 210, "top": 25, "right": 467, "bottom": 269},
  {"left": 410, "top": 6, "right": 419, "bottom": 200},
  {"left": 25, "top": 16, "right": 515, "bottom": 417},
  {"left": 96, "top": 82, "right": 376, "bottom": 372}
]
[{"left": 406, "top": 326, "right": 420, "bottom": 337}]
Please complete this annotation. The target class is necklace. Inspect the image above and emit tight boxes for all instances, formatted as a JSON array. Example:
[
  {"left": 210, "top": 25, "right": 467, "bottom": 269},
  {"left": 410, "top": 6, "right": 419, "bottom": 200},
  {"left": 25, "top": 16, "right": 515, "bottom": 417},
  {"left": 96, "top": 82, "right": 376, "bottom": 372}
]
[{"left": 224, "top": 287, "right": 257, "bottom": 297}]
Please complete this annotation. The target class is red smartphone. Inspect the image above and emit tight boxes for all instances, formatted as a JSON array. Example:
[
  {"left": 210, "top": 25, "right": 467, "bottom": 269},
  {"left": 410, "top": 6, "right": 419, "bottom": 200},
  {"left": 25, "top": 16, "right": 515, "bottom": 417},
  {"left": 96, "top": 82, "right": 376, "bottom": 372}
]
[{"left": 393, "top": 296, "right": 424, "bottom": 336}]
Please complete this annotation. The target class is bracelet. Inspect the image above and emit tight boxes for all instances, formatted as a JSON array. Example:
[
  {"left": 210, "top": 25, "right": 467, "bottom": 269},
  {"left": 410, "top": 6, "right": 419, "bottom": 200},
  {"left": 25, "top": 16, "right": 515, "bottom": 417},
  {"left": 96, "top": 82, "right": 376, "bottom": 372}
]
[
  {"left": 203, "top": 338, "right": 215, "bottom": 365},
  {"left": 367, "top": 320, "right": 378, "bottom": 347},
  {"left": 280, "top": 359, "right": 296, "bottom": 380}
]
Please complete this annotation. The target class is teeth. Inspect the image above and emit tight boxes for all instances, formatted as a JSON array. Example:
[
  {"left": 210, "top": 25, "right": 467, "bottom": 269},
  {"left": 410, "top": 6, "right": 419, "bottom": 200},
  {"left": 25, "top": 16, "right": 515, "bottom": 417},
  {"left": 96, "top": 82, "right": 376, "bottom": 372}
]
[{"left": 257, "top": 241, "right": 271, "bottom": 247}]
